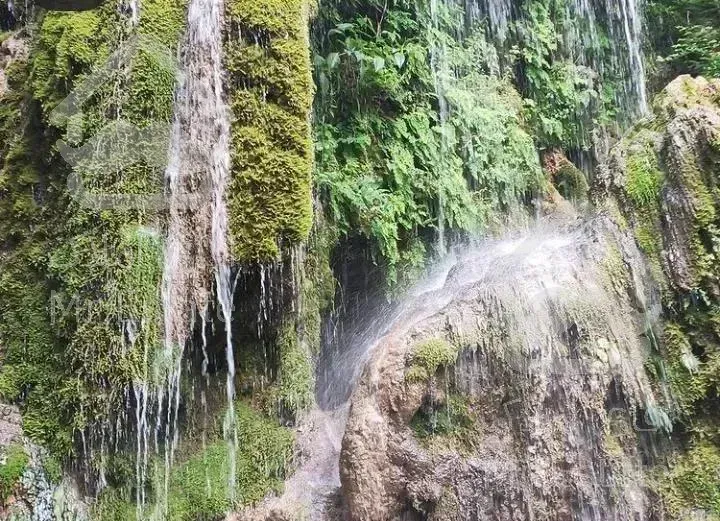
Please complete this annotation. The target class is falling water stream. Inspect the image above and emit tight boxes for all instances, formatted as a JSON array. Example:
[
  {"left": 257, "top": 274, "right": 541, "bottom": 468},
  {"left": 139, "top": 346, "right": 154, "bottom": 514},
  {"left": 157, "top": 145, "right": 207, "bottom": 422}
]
[
  {"left": 144, "top": 0, "right": 235, "bottom": 515},
  {"left": 465, "top": 0, "right": 648, "bottom": 120},
  {"left": 429, "top": 0, "right": 451, "bottom": 255}
]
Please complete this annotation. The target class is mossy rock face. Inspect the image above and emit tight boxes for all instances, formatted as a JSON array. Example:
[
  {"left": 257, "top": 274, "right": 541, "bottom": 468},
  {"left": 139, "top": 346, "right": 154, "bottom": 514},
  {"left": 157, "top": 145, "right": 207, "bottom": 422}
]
[
  {"left": 594, "top": 75, "right": 720, "bottom": 519},
  {"left": 0, "top": 0, "right": 187, "bottom": 457},
  {"left": 224, "top": 0, "right": 314, "bottom": 262},
  {"left": 657, "top": 442, "right": 720, "bottom": 519},
  {"left": 543, "top": 149, "right": 589, "bottom": 202},
  {"left": 595, "top": 75, "right": 720, "bottom": 298},
  {"left": 0, "top": 443, "right": 28, "bottom": 502},
  {"left": 555, "top": 162, "right": 589, "bottom": 202},
  {"left": 93, "top": 401, "right": 293, "bottom": 521}
]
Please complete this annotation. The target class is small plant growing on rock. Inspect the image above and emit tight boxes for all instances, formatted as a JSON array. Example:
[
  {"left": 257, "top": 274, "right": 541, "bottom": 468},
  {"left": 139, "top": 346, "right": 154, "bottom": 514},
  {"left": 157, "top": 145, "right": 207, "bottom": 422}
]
[
  {"left": 0, "top": 444, "right": 28, "bottom": 502},
  {"left": 406, "top": 339, "right": 459, "bottom": 383}
]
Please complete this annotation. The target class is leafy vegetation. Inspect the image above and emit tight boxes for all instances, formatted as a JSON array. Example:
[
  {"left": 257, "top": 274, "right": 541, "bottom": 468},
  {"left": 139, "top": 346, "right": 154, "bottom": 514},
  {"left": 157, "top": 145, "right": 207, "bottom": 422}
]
[
  {"left": 410, "top": 394, "right": 482, "bottom": 453},
  {"left": 513, "top": 0, "right": 601, "bottom": 149},
  {"left": 313, "top": 0, "right": 542, "bottom": 286},
  {"left": 1, "top": 0, "right": 719, "bottom": 519},
  {"left": 666, "top": 26, "right": 720, "bottom": 78},
  {"left": 648, "top": 0, "right": 720, "bottom": 79}
]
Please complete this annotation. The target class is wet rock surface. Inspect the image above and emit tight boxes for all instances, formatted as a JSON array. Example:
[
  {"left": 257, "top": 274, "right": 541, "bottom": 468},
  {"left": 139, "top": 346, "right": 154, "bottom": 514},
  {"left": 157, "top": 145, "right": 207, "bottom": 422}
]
[
  {"left": 594, "top": 75, "right": 720, "bottom": 293},
  {"left": 339, "top": 214, "right": 663, "bottom": 521},
  {"left": 0, "top": 33, "right": 27, "bottom": 99},
  {"left": 0, "top": 406, "right": 89, "bottom": 521}
]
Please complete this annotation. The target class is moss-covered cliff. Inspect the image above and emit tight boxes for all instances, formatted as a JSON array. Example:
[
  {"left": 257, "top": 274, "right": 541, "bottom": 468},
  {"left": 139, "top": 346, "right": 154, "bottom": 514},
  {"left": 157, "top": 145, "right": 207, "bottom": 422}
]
[
  {"left": 595, "top": 75, "right": 720, "bottom": 520},
  {"left": 1, "top": 0, "right": 719, "bottom": 520},
  {"left": 0, "top": 0, "right": 187, "bottom": 459}
]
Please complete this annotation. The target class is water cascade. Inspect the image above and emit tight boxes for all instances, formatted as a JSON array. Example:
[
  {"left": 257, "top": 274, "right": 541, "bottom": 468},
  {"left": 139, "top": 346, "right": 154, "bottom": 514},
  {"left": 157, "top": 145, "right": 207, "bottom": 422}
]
[
  {"left": 127, "top": 0, "right": 139, "bottom": 26},
  {"left": 339, "top": 214, "right": 664, "bottom": 520},
  {"left": 3, "top": 0, "right": 720, "bottom": 519},
  {"left": 465, "top": 0, "right": 648, "bottom": 136},
  {"left": 465, "top": 0, "right": 513, "bottom": 41},
  {"left": 148, "top": 0, "right": 234, "bottom": 514},
  {"left": 561, "top": 0, "right": 648, "bottom": 119}
]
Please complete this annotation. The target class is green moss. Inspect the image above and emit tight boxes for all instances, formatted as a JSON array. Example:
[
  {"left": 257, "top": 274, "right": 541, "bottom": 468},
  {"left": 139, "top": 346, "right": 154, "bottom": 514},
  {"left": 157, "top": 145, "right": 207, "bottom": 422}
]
[
  {"left": 93, "top": 490, "right": 137, "bottom": 521},
  {"left": 711, "top": 131, "right": 720, "bottom": 154},
  {"left": 166, "top": 407, "right": 292, "bottom": 520},
  {"left": 602, "top": 243, "right": 628, "bottom": 295},
  {"left": 274, "top": 318, "right": 315, "bottom": 416},
  {"left": 410, "top": 394, "right": 481, "bottom": 454},
  {"left": 658, "top": 442, "right": 720, "bottom": 518},
  {"left": 635, "top": 221, "right": 662, "bottom": 259},
  {"left": 42, "top": 454, "right": 63, "bottom": 484},
  {"left": 662, "top": 322, "right": 720, "bottom": 416},
  {"left": 603, "top": 430, "right": 624, "bottom": 459},
  {"left": 406, "top": 339, "right": 459, "bottom": 383},
  {"left": 555, "top": 162, "right": 589, "bottom": 201},
  {"left": 126, "top": 0, "right": 187, "bottom": 124},
  {"left": 680, "top": 164, "right": 717, "bottom": 230},
  {"left": 225, "top": 0, "right": 314, "bottom": 261},
  {"left": 299, "top": 224, "right": 337, "bottom": 355},
  {"left": 93, "top": 402, "right": 293, "bottom": 521},
  {"left": 262, "top": 223, "right": 335, "bottom": 419},
  {"left": 0, "top": 0, "right": 188, "bottom": 458},
  {"left": 626, "top": 146, "right": 663, "bottom": 208},
  {"left": 29, "top": 9, "right": 114, "bottom": 112},
  {"left": 0, "top": 444, "right": 28, "bottom": 502}
]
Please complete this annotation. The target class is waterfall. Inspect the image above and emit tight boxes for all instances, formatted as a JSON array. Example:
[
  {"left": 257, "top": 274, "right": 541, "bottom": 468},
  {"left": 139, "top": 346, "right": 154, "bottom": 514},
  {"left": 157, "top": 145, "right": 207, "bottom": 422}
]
[
  {"left": 463, "top": 0, "right": 648, "bottom": 123},
  {"left": 466, "top": 0, "right": 513, "bottom": 41},
  {"left": 236, "top": 211, "right": 665, "bottom": 520},
  {"left": 146, "top": 0, "right": 235, "bottom": 514},
  {"left": 613, "top": 0, "right": 648, "bottom": 115},
  {"left": 127, "top": 0, "right": 139, "bottom": 26},
  {"left": 564, "top": 0, "right": 648, "bottom": 119}
]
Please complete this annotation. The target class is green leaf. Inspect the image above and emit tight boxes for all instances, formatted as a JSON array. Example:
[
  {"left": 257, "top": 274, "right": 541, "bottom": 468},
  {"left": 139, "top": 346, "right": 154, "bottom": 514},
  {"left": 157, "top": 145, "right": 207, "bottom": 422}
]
[
  {"left": 373, "top": 56, "right": 385, "bottom": 72},
  {"left": 326, "top": 52, "right": 340, "bottom": 70}
]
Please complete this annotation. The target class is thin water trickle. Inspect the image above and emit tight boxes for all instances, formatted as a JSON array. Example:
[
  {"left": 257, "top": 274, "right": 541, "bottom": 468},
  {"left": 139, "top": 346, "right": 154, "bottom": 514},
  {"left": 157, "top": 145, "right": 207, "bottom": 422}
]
[
  {"left": 464, "top": 0, "right": 648, "bottom": 122},
  {"left": 127, "top": 0, "right": 139, "bottom": 26},
  {"left": 429, "top": 0, "right": 452, "bottom": 256}
]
